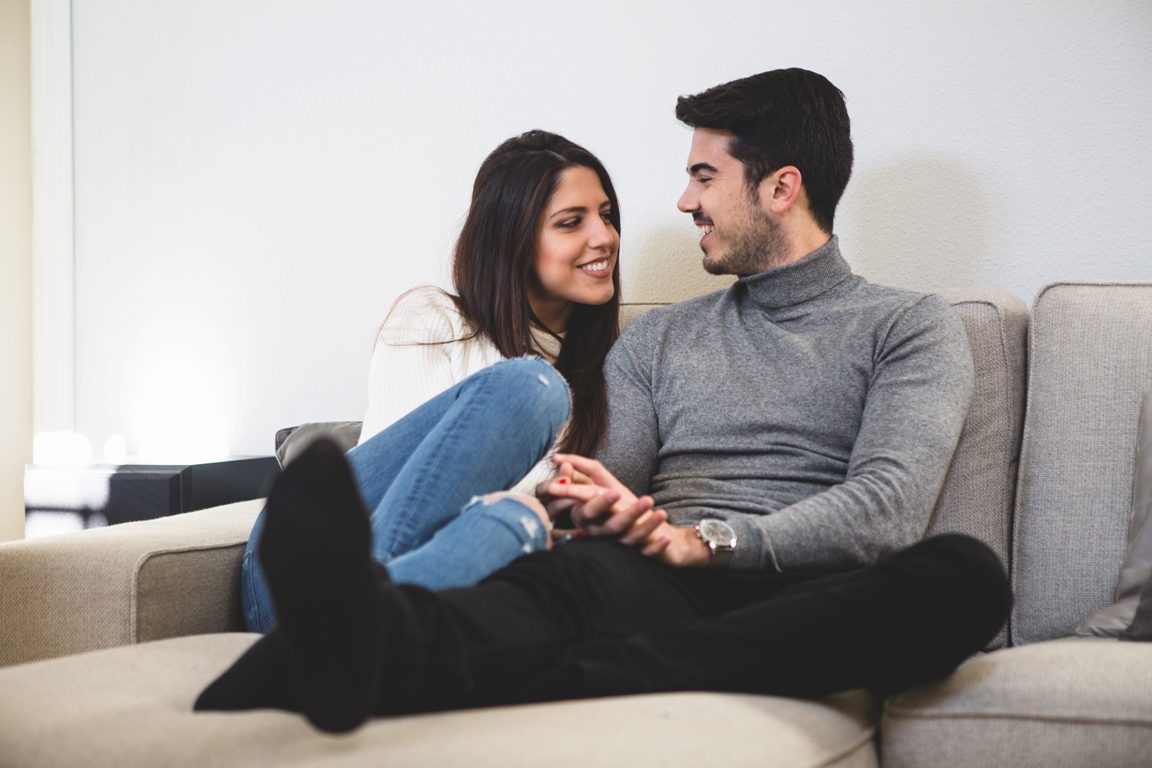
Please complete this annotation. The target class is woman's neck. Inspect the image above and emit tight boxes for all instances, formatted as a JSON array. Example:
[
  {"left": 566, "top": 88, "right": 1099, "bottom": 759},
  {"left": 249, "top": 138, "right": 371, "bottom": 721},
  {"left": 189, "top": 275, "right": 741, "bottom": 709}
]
[{"left": 528, "top": 293, "right": 573, "bottom": 335}]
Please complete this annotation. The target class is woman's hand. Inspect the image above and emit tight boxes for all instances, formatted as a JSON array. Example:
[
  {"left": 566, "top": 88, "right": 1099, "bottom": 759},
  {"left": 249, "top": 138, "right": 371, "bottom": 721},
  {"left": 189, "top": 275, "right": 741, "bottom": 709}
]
[
  {"left": 546, "top": 453, "right": 713, "bottom": 567},
  {"left": 535, "top": 460, "right": 599, "bottom": 521},
  {"left": 547, "top": 454, "right": 652, "bottom": 535},
  {"left": 535, "top": 461, "right": 577, "bottom": 521}
]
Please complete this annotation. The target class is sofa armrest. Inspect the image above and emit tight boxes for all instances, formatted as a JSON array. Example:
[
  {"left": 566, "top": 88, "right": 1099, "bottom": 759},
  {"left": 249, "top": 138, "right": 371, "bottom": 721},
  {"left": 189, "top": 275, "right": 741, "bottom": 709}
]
[{"left": 0, "top": 499, "right": 261, "bottom": 668}]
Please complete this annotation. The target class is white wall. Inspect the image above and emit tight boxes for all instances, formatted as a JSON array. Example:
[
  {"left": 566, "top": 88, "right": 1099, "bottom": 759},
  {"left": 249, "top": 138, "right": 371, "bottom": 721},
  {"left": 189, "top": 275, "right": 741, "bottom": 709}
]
[
  {"left": 71, "top": 0, "right": 1152, "bottom": 459},
  {"left": 0, "top": 0, "right": 32, "bottom": 541}
]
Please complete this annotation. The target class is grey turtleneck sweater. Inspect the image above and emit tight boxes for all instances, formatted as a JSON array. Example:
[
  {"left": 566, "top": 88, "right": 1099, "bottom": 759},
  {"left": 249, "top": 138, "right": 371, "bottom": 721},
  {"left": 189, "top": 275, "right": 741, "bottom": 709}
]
[{"left": 599, "top": 237, "right": 974, "bottom": 571}]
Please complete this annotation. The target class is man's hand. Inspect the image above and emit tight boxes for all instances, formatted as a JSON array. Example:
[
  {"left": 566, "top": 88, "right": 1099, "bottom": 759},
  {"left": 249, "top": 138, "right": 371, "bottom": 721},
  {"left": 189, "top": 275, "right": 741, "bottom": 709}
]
[
  {"left": 547, "top": 454, "right": 713, "bottom": 568},
  {"left": 544, "top": 454, "right": 655, "bottom": 535},
  {"left": 623, "top": 520, "right": 713, "bottom": 567}
]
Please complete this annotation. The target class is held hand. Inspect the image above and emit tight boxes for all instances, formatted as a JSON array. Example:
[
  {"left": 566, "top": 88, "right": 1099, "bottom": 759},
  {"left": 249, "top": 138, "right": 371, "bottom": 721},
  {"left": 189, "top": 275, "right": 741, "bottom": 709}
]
[
  {"left": 541, "top": 476, "right": 654, "bottom": 536},
  {"left": 548, "top": 454, "right": 646, "bottom": 533},
  {"left": 546, "top": 454, "right": 713, "bottom": 567},
  {"left": 535, "top": 461, "right": 577, "bottom": 520},
  {"left": 551, "top": 454, "right": 631, "bottom": 498},
  {"left": 631, "top": 522, "right": 713, "bottom": 568}
]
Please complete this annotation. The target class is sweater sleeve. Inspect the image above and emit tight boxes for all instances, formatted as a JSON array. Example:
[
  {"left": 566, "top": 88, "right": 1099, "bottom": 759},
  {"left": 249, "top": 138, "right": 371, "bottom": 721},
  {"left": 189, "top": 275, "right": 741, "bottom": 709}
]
[
  {"left": 728, "top": 296, "right": 975, "bottom": 571},
  {"left": 358, "top": 288, "right": 461, "bottom": 445},
  {"left": 598, "top": 316, "right": 662, "bottom": 495}
]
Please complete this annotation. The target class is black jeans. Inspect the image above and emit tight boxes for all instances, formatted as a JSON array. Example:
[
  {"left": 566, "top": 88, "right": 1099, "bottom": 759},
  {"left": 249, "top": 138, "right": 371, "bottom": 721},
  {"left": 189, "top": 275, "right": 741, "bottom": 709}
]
[{"left": 371, "top": 533, "right": 1011, "bottom": 715}]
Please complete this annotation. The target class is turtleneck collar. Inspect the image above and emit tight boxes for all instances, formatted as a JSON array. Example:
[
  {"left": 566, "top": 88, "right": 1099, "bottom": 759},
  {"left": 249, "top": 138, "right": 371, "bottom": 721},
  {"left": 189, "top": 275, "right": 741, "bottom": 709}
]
[{"left": 736, "top": 235, "right": 854, "bottom": 310}]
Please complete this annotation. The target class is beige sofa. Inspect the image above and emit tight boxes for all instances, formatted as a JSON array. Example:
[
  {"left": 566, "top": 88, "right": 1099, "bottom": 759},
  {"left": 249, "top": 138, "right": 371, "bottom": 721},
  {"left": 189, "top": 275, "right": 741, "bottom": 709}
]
[{"left": 1, "top": 283, "right": 1149, "bottom": 767}]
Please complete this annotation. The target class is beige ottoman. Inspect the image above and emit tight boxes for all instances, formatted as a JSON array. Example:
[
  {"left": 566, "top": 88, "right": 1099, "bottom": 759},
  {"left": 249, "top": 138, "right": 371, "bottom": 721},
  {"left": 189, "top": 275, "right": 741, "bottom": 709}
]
[{"left": 0, "top": 633, "right": 880, "bottom": 767}]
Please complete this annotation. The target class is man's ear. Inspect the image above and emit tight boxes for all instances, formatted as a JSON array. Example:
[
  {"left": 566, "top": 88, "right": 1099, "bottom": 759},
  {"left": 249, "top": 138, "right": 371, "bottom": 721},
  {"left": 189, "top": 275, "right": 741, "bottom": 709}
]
[{"left": 757, "top": 166, "right": 803, "bottom": 215}]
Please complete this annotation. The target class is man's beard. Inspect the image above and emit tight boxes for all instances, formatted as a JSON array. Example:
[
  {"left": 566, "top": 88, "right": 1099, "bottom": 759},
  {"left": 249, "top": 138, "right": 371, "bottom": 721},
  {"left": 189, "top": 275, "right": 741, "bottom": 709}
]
[{"left": 702, "top": 197, "right": 790, "bottom": 276}]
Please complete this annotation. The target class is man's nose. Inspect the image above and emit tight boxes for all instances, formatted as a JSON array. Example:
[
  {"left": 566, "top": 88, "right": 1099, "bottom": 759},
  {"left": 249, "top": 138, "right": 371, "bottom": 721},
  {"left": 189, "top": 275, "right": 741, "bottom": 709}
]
[{"left": 677, "top": 184, "right": 698, "bottom": 213}]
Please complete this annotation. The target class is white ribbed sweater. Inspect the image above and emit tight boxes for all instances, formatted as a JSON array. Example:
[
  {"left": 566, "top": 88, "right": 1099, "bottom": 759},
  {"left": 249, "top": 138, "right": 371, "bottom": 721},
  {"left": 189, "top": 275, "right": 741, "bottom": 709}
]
[{"left": 359, "top": 286, "right": 563, "bottom": 496}]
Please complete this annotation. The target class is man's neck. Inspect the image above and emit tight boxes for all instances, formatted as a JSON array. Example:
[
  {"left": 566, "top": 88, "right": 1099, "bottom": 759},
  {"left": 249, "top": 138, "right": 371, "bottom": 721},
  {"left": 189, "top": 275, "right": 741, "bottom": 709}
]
[{"left": 773, "top": 228, "right": 832, "bottom": 271}]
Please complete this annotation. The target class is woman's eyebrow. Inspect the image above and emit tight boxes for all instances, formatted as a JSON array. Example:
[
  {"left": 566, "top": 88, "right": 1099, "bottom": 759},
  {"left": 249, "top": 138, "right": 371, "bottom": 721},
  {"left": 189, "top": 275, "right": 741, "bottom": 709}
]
[{"left": 549, "top": 205, "right": 589, "bottom": 219}]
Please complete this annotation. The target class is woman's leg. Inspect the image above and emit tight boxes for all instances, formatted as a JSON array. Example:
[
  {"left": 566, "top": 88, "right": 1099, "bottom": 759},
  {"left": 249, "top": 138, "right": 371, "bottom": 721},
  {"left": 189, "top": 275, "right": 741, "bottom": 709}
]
[
  {"left": 241, "top": 514, "right": 275, "bottom": 631},
  {"left": 240, "top": 357, "right": 569, "bottom": 632},
  {"left": 385, "top": 493, "right": 551, "bottom": 590},
  {"left": 359, "top": 357, "right": 568, "bottom": 562}
]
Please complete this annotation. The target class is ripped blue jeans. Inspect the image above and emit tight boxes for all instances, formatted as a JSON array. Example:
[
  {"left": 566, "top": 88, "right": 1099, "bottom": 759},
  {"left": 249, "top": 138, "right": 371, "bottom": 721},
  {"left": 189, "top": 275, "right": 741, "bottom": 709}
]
[{"left": 241, "top": 357, "right": 571, "bottom": 633}]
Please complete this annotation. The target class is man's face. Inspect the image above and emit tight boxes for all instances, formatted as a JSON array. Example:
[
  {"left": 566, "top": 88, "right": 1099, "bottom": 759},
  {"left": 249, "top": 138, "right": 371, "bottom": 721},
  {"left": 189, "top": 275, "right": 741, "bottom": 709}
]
[{"left": 677, "top": 128, "right": 787, "bottom": 276}]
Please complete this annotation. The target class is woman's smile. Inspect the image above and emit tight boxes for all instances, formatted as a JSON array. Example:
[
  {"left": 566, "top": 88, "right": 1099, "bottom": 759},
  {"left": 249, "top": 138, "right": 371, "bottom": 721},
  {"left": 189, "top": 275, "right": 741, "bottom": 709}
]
[{"left": 576, "top": 257, "right": 613, "bottom": 277}]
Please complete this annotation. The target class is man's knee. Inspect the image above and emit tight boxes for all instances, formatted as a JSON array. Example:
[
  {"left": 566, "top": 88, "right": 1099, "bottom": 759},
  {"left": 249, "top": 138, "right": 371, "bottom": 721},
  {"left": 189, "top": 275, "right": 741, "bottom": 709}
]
[
  {"left": 908, "top": 533, "right": 1013, "bottom": 622},
  {"left": 916, "top": 534, "right": 1005, "bottom": 578}
]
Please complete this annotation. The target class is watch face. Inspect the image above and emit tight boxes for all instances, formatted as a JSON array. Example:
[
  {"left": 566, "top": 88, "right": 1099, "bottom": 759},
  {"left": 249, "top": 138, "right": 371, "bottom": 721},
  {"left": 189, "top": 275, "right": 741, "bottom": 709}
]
[{"left": 699, "top": 519, "right": 735, "bottom": 547}]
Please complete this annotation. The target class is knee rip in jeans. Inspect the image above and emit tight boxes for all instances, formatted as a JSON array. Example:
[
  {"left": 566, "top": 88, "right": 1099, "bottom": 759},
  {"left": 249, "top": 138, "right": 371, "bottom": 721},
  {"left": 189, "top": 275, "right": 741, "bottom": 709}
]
[
  {"left": 478, "top": 492, "right": 551, "bottom": 543},
  {"left": 517, "top": 517, "right": 541, "bottom": 553},
  {"left": 525, "top": 357, "right": 553, "bottom": 387}
]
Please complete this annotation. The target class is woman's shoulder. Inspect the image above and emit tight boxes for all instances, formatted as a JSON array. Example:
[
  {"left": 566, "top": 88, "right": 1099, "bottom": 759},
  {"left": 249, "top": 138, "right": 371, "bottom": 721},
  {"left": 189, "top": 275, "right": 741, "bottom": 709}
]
[{"left": 377, "top": 286, "right": 472, "bottom": 346}]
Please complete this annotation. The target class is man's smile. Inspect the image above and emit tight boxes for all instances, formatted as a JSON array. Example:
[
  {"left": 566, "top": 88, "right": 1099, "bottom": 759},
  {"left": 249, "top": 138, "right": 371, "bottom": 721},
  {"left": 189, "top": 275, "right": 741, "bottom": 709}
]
[{"left": 694, "top": 216, "right": 715, "bottom": 240}]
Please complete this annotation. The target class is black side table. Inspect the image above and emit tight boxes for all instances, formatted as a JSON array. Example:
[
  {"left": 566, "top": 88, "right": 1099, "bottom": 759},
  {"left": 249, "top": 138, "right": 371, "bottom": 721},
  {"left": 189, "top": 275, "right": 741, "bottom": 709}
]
[{"left": 24, "top": 457, "right": 281, "bottom": 536}]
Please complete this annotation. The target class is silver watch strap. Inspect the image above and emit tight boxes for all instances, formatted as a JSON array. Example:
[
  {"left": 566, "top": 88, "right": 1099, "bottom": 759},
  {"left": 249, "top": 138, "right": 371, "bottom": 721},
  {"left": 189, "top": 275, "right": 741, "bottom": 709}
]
[{"left": 709, "top": 541, "right": 734, "bottom": 569}]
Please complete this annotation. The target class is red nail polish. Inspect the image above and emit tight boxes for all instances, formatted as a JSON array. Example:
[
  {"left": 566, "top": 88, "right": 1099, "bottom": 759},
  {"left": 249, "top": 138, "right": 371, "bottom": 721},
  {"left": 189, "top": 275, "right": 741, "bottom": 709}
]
[
  {"left": 558, "top": 477, "right": 569, "bottom": 485},
  {"left": 574, "top": 530, "right": 587, "bottom": 538}
]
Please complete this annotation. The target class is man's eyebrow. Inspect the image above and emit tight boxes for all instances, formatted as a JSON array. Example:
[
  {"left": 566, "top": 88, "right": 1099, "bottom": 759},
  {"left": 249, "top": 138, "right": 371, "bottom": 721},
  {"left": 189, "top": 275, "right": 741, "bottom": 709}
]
[{"left": 688, "top": 162, "right": 719, "bottom": 176}]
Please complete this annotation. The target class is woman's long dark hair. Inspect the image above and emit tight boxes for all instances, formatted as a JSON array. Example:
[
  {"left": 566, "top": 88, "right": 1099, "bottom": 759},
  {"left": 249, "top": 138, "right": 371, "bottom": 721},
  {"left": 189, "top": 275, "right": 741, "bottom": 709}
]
[{"left": 452, "top": 130, "right": 621, "bottom": 457}]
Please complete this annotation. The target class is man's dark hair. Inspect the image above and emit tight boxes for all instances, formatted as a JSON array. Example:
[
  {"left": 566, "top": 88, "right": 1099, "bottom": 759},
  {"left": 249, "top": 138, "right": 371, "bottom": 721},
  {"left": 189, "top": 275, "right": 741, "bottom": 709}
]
[{"left": 675, "top": 68, "right": 853, "bottom": 234}]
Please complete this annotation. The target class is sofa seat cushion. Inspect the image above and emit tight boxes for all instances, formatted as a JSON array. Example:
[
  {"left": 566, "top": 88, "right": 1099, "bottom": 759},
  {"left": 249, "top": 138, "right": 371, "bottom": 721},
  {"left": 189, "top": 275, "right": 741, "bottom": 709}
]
[
  {"left": 0, "top": 633, "right": 880, "bottom": 768},
  {"left": 880, "top": 637, "right": 1152, "bottom": 767}
]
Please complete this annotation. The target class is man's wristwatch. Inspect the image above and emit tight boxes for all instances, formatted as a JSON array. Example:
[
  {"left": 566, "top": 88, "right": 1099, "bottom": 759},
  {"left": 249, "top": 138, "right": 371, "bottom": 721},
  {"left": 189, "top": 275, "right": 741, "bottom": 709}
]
[{"left": 694, "top": 519, "right": 737, "bottom": 568}]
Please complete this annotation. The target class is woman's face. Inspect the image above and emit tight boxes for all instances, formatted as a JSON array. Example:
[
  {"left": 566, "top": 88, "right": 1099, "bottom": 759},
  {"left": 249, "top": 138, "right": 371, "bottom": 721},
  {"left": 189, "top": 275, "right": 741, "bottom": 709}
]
[{"left": 528, "top": 166, "right": 619, "bottom": 331}]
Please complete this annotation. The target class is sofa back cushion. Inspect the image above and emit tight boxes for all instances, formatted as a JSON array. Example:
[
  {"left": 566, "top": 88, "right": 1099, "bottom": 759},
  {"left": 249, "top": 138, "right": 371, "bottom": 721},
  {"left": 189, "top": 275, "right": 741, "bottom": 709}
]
[
  {"left": 1076, "top": 390, "right": 1152, "bottom": 637},
  {"left": 928, "top": 291, "right": 1028, "bottom": 562},
  {"left": 1012, "top": 282, "right": 1152, "bottom": 645},
  {"left": 929, "top": 289, "right": 1030, "bottom": 647}
]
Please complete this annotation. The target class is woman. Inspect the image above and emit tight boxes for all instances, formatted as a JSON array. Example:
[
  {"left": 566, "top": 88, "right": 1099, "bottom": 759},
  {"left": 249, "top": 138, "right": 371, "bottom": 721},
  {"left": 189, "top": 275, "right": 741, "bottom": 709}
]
[{"left": 241, "top": 130, "right": 622, "bottom": 632}]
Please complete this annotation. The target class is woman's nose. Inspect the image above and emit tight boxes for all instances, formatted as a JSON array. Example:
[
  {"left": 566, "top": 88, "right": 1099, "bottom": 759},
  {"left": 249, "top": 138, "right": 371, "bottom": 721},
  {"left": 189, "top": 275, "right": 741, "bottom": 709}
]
[{"left": 588, "top": 217, "right": 616, "bottom": 249}]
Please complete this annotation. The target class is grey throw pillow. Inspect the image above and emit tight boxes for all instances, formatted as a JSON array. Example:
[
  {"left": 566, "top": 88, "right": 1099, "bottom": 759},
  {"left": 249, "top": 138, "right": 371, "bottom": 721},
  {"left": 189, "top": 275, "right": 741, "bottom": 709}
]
[
  {"left": 1076, "top": 391, "right": 1152, "bottom": 638},
  {"left": 1120, "top": 568, "right": 1152, "bottom": 640},
  {"left": 274, "top": 421, "right": 363, "bottom": 469}
]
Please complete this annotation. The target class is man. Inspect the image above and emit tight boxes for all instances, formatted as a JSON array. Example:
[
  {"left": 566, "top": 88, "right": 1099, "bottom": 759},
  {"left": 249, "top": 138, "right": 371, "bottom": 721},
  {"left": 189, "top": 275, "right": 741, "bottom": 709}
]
[
  {"left": 558, "top": 68, "right": 973, "bottom": 574},
  {"left": 197, "top": 69, "right": 1011, "bottom": 734}
]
